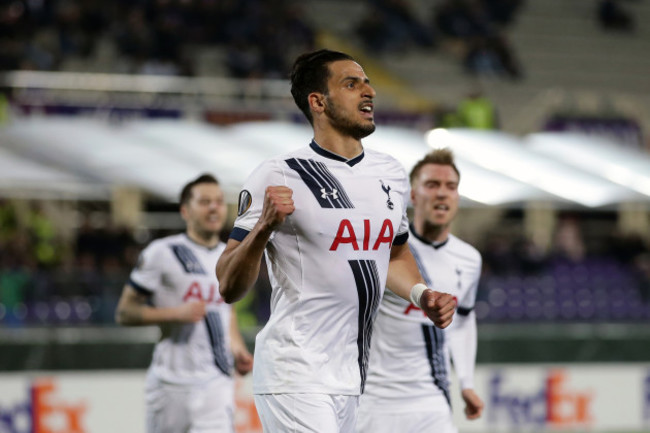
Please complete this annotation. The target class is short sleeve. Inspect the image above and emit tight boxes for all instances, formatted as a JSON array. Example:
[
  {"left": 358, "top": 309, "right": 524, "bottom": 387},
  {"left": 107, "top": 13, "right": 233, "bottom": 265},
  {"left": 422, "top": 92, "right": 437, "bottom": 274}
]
[
  {"left": 231, "top": 158, "right": 286, "bottom": 241},
  {"left": 128, "top": 241, "right": 165, "bottom": 295},
  {"left": 458, "top": 252, "right": 482, "bottom": 313},
  {"left": 395, "top": 165, "right": 411, "bottom": 245}
]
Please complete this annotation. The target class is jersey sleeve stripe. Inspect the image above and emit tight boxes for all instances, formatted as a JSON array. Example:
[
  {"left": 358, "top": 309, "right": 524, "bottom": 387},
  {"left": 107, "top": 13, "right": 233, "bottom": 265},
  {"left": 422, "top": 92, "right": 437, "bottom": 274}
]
[
  {"left": 457, "top": 306, "right": 474, "bottom": 316},
  {"left": 229, "top": 227, "right": 250, "bottom": 242},
  {"left": 393, "top": 231, "right": 409, "bottom": 246},
  {"left": 128, "top": 278, "right": 153, "bottom": 295}
]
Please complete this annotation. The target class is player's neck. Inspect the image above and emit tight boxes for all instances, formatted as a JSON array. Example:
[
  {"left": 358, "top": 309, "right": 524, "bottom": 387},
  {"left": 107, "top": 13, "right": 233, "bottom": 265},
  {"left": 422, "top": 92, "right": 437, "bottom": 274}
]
[
  {"left": 313, "top": 128, "right": 363, "bottom": 160},
  {"left": 414, "top": 220, "right": 449, "bottom": 244},
  {"left": 185, "top": 229, "right": 220, "bottom": 249}
]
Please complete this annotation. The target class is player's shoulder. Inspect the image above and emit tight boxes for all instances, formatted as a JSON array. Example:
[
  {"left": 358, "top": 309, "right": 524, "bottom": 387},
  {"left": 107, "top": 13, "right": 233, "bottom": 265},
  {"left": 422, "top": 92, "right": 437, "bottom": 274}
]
[
  {"left": 252, "top": 145, "right": 313, "bottom": 174},
  {"left": 362, "top": 148, "right": 408, "bottom": 177},
  {"left": 142, "top": 233, "right": 185, "bottom": 253},
  {"left": 363, "top": 147, "right": 402, "bottom": 166},
  {"left": 448, "top": 234, "right": 482, "bottom": 262}
]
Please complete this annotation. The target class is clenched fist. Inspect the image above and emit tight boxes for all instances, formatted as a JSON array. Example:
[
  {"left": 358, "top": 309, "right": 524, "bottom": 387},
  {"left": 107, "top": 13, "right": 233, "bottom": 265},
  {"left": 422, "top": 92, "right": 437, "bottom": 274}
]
[
  {"left": 177, "top": 301, "right": 207, "bottom": 323},
  {"left": 260, "top": 186, "right": 295, "bottom": 230},
  {"left": 421, "top": 290, "right": 455, "bottom": 329}
]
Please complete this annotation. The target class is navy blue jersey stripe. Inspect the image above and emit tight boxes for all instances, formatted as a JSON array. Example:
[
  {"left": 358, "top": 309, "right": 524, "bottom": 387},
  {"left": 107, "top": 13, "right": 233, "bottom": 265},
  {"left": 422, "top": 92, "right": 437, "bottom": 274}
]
[
  {"left": 285, "top": 158, "right": 354, "bottom": 209},
  {"left": 171, "top": 244, "right": 206, "bottom": 275},
  {"left": 393, "top": 232, "right": 409, "bottom": 246},
  {"left": 204, "top": 310, "right": 231, "bottom": 376},
  {"left": 422, "top": 323, "right": 451, "bottom": 407},
  {"left": 229, "top": 227, "right": 250, "bottom": 242},
  {"left": 349, "top": 259, "right": 382, "bottom": 394},
  {"left": 457, "top": 306, "right": 473, "bottom": 316},
  {"left": 314, "top": 159, "right": 355, "bottom": 208}
]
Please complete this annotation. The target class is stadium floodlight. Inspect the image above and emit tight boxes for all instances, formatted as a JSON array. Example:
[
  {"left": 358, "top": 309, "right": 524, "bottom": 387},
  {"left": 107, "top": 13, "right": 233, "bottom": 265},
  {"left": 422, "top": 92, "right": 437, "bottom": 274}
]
[
  {"left": 526, "top": 131, "right": 650, "bottom": 198},
  {"left": 425, "top": 128, "right": 643, "bottom": 208}
]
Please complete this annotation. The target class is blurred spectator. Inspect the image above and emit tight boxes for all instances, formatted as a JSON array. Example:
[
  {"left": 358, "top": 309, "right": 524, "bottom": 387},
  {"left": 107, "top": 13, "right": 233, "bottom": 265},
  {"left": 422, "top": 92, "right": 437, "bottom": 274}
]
[
  {"left": 457, "top": 88, "right": 499, "bottom": 129},
  {"left": 356, "top": 0, "right": 435, "bottom": 54},
  {"left": 433, "top": 0, "right": 523, "bottom": 80},
  {"left": 481, "top": 232, "right": 518, "bottom": 276},
  {"left": 597, "top": 0, "right": 634, "bottom": 32},
  {"left": 552, "top": 216, "right": 586, "bottom": 263},
  {"left": 634, "top": 252, "right": 650, "bottom": 303},
  {"left": 483, "top": 0, "right": 523, "bottom": 27},
  {"left": 27, "top": 203, "right": 58, "bottom": 268}
]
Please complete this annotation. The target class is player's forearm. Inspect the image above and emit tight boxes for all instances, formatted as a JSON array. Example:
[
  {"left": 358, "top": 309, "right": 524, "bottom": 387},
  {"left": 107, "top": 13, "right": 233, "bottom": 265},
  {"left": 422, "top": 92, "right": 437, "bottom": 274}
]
[
  {"left": 217, "top": 225, "right": 273, "bottom": 303},
  {"left": 116, "top": 303, "right": 185, "bottom": 326},
  {"left": 386, "top": 243, "right": 425, "bottom": 302}
]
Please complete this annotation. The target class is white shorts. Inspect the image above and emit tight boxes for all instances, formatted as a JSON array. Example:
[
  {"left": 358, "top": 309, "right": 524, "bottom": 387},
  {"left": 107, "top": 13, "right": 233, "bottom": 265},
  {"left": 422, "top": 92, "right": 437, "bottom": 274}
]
[
  {"left": 356, "top": 402, "right": 457, "bottom": 433},
  {"left": 145, "top": 372, "right": 234, "bottom": 433},
  {"left": 254, "top": 393, "right": 359, "bottom": 433}
]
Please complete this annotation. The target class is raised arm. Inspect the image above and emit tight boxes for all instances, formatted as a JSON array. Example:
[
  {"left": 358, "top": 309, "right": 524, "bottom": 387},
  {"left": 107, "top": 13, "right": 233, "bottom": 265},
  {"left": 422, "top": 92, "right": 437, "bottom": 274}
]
[
  {"left": 385, "top": 242, "right": 456, "bottom": 329},
  {"left": 115, "top": 284, "right": 206, "bottom": 326},
  {"left": 217, "top": 185, "right": 294, "bottom": 303}
]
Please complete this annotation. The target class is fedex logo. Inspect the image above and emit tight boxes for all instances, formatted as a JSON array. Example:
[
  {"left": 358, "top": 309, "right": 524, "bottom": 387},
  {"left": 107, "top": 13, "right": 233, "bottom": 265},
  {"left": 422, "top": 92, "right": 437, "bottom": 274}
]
[
  {"left": 183, "top": 281, "right": 224, "bottom": 304},
  {"left": 0, "top": 379, "right": 86, "bottom": 433},
  {"left": 489, "top": 369, "right": 593, "bottom": 428},
  {"left": 330, "top": 219, "right": 394, "bottom": 251}
]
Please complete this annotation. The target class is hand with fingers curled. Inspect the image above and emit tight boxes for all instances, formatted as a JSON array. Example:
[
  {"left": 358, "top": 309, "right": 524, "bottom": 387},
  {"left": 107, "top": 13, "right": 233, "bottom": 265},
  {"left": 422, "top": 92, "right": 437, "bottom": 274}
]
[
  {"left": 420, "top": 289, "right": 456, "bottom": 329},
  {"left": 177, "top": 301, "right": 207, "bottom": 323},
  {"left": 260, "top": 186, "right": 295, "bottom": 231}
]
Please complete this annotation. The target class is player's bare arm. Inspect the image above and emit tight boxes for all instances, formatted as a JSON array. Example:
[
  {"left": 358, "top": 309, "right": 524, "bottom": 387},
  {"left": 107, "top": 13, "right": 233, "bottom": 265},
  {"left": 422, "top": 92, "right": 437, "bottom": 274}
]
[
  {"left": 229, "top": 309, "right": 254, "bottom": 375},
  {"left": 217, "top": 185, "right": 295, "bottom": 303},
  {"left": 461, "top": 388, "right": 484, "bottom": 420},
  {"left": 385, "top": 243, "right": 455, "bottom": 329},
  {"left": 115, "top": 284, "right": 207, "bottom": 326}
]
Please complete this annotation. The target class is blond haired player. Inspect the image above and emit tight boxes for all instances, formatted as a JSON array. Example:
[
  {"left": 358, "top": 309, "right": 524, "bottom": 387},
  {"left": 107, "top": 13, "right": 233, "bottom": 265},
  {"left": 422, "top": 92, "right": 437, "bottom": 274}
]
[{"left": 358, "top": 149, "right": 484, "bottom": 433}]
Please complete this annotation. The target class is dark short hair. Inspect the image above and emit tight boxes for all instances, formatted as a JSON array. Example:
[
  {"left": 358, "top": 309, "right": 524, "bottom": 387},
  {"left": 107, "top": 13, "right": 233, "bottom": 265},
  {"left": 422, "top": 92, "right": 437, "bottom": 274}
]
[
  {"left": 409, "top": 148, "right": 460, "bottom": 186},
  {"left": 179, "top": 174, "right": 219, "bottom": 206},
  {"left": 290, "top": 49, "right": 355, "bottom": 125}
]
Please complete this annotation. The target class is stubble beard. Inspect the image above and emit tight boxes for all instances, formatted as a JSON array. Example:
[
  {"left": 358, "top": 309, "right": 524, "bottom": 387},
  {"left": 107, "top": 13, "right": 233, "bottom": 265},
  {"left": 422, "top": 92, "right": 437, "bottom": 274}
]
[{"left": 325, "top": 98, "right": 375, "bottom": 140}]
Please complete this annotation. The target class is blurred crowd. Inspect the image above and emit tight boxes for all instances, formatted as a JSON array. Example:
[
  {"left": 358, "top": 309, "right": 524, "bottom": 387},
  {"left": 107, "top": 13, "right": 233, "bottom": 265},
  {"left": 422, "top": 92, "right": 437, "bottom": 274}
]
[
  {"left": 0, "top": 0, "right": 315, "bottom": 78},
  {"left": 355, "top": 0, "right": 524, "bottom": 80},
  {"left": 1, "top": 199, "right": 648, "bottom": 327}
]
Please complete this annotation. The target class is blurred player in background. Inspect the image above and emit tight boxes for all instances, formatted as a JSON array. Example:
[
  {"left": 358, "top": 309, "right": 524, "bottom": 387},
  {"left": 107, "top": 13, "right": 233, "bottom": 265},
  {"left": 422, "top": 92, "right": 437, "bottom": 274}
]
[
  {"left": 115, "top": 173, "right": 253, "bottom": 433},
  {"left": 357, "top": 148, "right": 484, "bottom": 433},
  {"left": 216, "top": 49, "right": 456, "bottom": 432}
]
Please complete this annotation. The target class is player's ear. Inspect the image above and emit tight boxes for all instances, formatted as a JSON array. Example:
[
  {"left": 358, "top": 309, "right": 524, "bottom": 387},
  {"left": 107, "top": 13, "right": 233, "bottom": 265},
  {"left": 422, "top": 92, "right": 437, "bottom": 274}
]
[
  {"left": 180, "top": 204, "right": 189, "bottom": 222},
  {"left": 308, "top": 92, "right": 326, "bottom": 114}
]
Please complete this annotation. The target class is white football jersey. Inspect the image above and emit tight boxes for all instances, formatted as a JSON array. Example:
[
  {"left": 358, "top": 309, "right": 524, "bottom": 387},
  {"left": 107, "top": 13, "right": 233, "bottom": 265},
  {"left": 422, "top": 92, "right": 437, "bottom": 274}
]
[
  {"left": 129, "top": 233, "right": 232, "bottom": 385},
  {"left": 361, "top": 228, "right": 482, "bottom": 410},
  {"left": 232, "top": 140, "right": 410, "bottom": 395}
]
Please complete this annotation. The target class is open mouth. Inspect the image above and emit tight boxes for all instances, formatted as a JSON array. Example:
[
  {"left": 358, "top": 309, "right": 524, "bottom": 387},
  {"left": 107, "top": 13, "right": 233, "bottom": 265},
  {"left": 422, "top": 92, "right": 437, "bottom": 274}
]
[{"left": 359, "top": 102, "right": 374, "bottom": 118}]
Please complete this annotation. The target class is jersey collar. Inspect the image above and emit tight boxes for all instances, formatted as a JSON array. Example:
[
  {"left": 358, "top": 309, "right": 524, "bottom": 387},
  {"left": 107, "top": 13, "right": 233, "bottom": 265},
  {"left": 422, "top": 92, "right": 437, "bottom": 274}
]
[
  {"left": 409, "top": 223, "right": 449, "bottom": 249},
  {"left": 310, "top": 140, "right": 364, "bottom": 167},
  {"left": 183, "top": 233, "right": 222, "bottom": 251}
]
